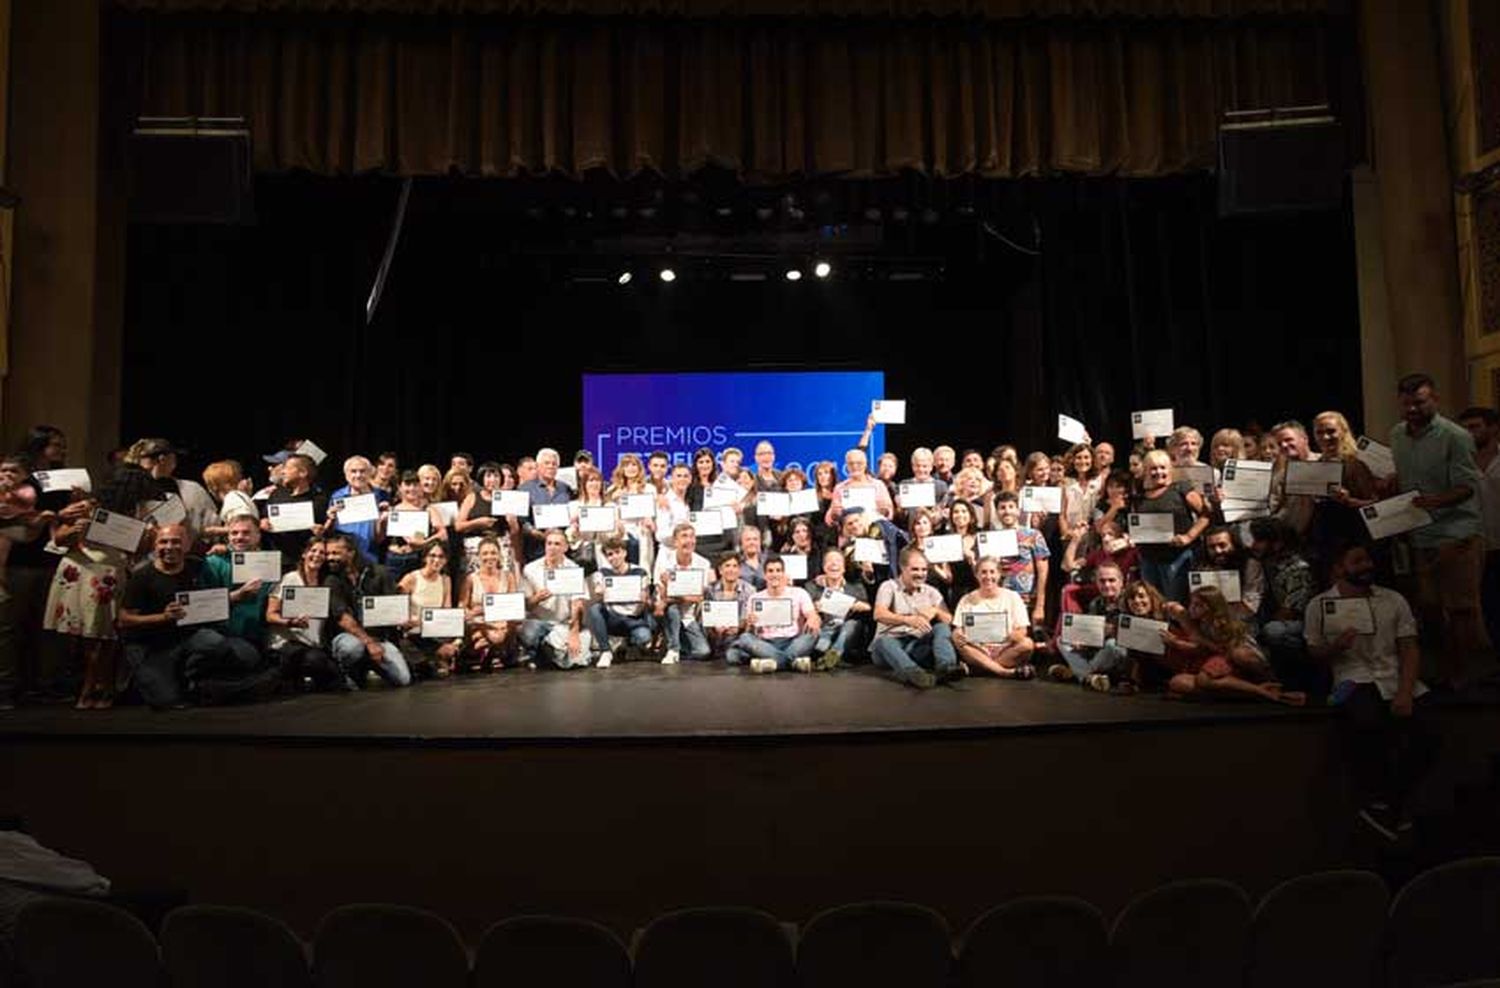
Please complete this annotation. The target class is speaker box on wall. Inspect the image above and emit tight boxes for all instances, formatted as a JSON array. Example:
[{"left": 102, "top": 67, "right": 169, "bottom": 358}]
[
  {"left": 1218, "top": 108, "right": 1346, "bottom": 216},
  {"left": 129, "top": 118, "right": 253, "bottom": 224}
]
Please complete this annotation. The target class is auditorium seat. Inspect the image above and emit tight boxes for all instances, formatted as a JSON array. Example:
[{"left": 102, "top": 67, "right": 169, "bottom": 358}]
[
  {"left": 313, "top": 903, "right": 468, "bottom": 988},
  {"left": 797, "top": 901, "right": 951, "bottom": 988},
  {"left": 162, "top": 904, "right": 312, "bottom": 988},
  {"left": 1247, "top": 870, "right": 1387, "bottom": 988},
  {"left": 633, "top": 906, "right": 794, "bottom": 988},
  {"left": 1388, "top": 857, "right": 1500, "bottom": 988},
  {"left": 14, "top": 896, "right": 161, "bottom": 988},
  {"left": 1108, "top": 878, "right": 1252, "bottom": 988},
  {"left": 473, "top": 915, "right": 629, "bottom": 988},
  {"left": 957, "top": 894, "right": 1107, "bottom": 988}
]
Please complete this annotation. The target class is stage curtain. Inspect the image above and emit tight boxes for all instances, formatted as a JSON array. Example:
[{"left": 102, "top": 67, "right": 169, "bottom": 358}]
[{"left": 121, "top": 11, "right": 1339, "bottom": 177}]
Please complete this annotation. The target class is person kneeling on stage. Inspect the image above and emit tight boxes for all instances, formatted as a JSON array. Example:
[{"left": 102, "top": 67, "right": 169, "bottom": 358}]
[
  {"left": 194, "top": 514, "right": 281, "bottom": 702},
  {"left": 809, "top": 548, "right": 871, "bottom": 670},
  {"left": 953, "top": 557, "right": 1037, "bottom": 680},
  {"left": 871, "top": 547, "right": 961, "bottom": 690},
  {"left": 519, "top": 529, "right": 590, "bottom": 668},
  {"left": 654, "top": 523, "right": 713, "bottom": 664},
  {"left": 458, "top": 535, "right": 520, "bottom": 671},
  {"left": 1049, "top": 561, "right": 1130, "bottom": 690},
  {"left": 1160, "top": 586, "right": 1305, "bottom": 705},
  {"left": 586, "top": 536, "right": 655, "bottom": 668},
  {"left": 324, "top": 532, "right": 413, "bottom": 688},
  {"left": 707, "top": 553, "right": 755, "bottom": 662},
  {"left": 728, "top": 556, "right": 820, "bottom": 674},
  {"left": 265, "top": 538, "right": 342, "bottom": 691}
]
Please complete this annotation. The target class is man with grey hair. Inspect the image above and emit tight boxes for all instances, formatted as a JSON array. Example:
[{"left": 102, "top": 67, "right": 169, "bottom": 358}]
[
  {"left": 328, "top": 454, "right": 390, "bottom": 560},
  {"left": 903, "top": 447, "right": 950, "bottom": 504},
  {"left": 933, "top": 445, "right": 957, "bottom": 485},
  {"left": 519, "top": 447, "right": 574, "bottom": 562}
]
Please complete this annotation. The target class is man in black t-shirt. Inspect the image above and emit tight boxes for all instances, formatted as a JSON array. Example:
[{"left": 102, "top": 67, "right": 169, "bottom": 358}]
[
  {"left": 260, "top": 453, "right": 329, "bottom": 570},
  {"left": 119, "top": 525, "right": 204, "bottom": 708}
]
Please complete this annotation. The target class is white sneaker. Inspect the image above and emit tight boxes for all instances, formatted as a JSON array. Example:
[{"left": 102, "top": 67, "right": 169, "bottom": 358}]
[
  {"left": 597, "top": 651, "right": 613, "bottom": 669},
  {"left": 791, "top": 656, "right": 813, "bottom": 674},
  {"left": 749, "top": 658, "right": 777, "bottom": 674},
  {"left": 1085, "top": 673, "right": 1111, "bottom": 692},
  {"left": 661, "top": 649, "right": 680, "bottom": 665}
]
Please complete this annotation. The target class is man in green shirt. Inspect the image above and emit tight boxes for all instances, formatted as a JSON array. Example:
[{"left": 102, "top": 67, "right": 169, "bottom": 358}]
[{"left": 1389, "top": 372, "right": 1488, "bottom": 686}]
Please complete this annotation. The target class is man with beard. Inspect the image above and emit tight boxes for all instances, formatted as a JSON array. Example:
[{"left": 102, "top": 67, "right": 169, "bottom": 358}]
[{"left": 323, "top": 531, "right": 412, "bottom": 688}]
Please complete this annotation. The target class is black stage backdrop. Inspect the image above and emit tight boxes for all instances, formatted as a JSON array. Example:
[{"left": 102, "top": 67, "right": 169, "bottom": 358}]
[{"left": 123, "top": 173, "right": 1361, "bottom": 478}]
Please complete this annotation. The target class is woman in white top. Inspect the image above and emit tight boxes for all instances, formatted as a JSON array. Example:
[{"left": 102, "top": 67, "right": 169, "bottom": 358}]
[
  {"left": 458, "top": 535, "right": 520, "bottom": 671},
  {"left": 200, "top": 460, "right": 258, "bottom": 543},
  {"left": 1059, "top": 443, "right": 1094, "bottom": 544},
  {"left": 399, "top": 542, "right": 459, "bottom": 677},
  {"left": 951, "top": 557, "right": 1037, "bottom": 678},
  {"left": 264, "top": 539, "right": 341, "bottom": 690},
  {"left": 655, "top": 463, "right": 693, "bottom": 542}
]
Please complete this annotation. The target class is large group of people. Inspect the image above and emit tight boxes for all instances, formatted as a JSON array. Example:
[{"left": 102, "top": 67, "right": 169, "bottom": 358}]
[{"left": 1, "top": 371, "right": 1494, "bottom": 839}]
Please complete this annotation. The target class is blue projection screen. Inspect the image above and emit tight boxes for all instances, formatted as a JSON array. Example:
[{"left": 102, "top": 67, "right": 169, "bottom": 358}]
[{"left": 583, "top": 371, "right": 886, "bottom": 475}]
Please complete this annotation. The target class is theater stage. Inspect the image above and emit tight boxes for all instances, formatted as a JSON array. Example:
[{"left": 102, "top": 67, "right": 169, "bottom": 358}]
[{"left": 2, "top": 667, "right": 1495, "bottom": 941}]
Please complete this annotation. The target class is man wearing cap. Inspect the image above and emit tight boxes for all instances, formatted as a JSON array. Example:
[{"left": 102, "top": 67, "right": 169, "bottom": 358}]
[{"left": 261, "top": 453, "right": 329, "bottom": 569}]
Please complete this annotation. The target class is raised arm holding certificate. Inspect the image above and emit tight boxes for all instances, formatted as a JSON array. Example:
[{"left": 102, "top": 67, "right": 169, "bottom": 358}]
[
  {"left": 176, "top": 589, "right": 231, "bottom": 626},
  {"left": 618, "top": 493, "right": 655, "bottom": 520},
  {"left": 294, "top": 440, "right": 328, "bottom": 464},
  {"left": 267, "top": 501, "right": 316, "bottom": 532},
  {"left": 1188, "top": 569, "right": 1241, "bottom": 603},
  {"left": 1019, "top": 486, "right": 1062, "bottom": 514},
  {"left": 1057, "top": 414, "right": 1089, "bottom": 445},
  {"left": 602, "top": 574, "right": 644, "bottom": 604},
  {"left": 897, "top": 482, "right": 936, "bottom": 509},
  {"left": 752, "top": 597, "right": 795, "bottom": 627},
  {"left": 1319, "top": 597, "right": 1377, "bottom": 636},
  {"left": 1127, "top": 513, "right": 1176, "bottom": 545},
  {"left": 361, "top": 595, "right": 410, "bottom": 628},
  {"left": 420, "top": 607, "right": 465, "bottom": 639},
  {"left": 385, "top": 510, "right": 430, "bottom": 540},
  {"left": 962, "top": 612, "right": 1011, "bottom": 643},
  {"left": 702, "top": 599, "right": 740, "bottom": 629},
  {"left": 85, "top": 509, "right": 147, "bottom": 553},
  {"left": 483, "top": 592, "right": 526, "bottom": 622},
  {"left": 1131, "top": 408, "right": 1174, "bottom": 439},
  {"left": 491, "top": 490, "right": 531, "bottom": 517},
  {"left": 976, "top": 529, "right": 1020, "bottom": 558},
  {"left": 1116, "top": 614, "right": 1167, "bottom": 654},
  {"left": 871, "top": 399, "right": 906, "bottom": 424},
  {"left": 532, "top": 502, "right": 571, "bottom": 529},
  {"left": 281, "top": 586, "right": 331, "bottom": 620},
  {"left": 1060, "top": 613, "right": 1107, "bottom": 648},
  {"left": 1284, "top": 460, "right": 1345, "bottom": 498},
  {"left": 231, "top": 551, "right": 283, "bottom": 585},
  {"left": 332, "top": 493, "right": 380, "bottom": 524},
  {"left": 32, "top": 468, "right": 91, "bottom": 493},
  {"left": 545, "top": 566, "right": 587, "bottom": 597},
  {"left": 144, "top": 497, "right": 187, "bottom": 528},
  {"left": 1220, "top": 460, "right": 1273, "bottom": 501},
  {"left": 787, "top": 488, "right": 820, "bottom": 515},
  {"left": 923, "top": 534, "right": 963, "bottom": 563},
  {"left": 1361, "top": 492, "right": 1432, "bottom": 541},
  {"left": 667, "top": 568, "right": 705, "bottom": 598}
]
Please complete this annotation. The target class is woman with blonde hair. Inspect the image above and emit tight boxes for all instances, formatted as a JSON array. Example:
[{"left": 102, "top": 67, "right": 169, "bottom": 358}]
[
  {"left": 1162, "top": 586, "right": 1304, "bottom": 705},
  {"left": 1129, "top": 449, "right": 1211, "bottom": 602},
  {"left": 1308, "top": 410, "right": 1383, "bottom": 568},
  {"left": 1208, "top": 429, "right": 1244, "bottom": 471}
]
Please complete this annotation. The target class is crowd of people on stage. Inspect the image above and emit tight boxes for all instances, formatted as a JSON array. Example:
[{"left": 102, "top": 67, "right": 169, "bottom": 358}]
[{"left": 1, "top": 371, "right": 1495, "bottom": 834}]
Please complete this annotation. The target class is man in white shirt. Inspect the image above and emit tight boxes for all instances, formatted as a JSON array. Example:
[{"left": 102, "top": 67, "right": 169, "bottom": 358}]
[
  {"left": 1305, "top": 542, "right": 1438, "bottom": 842},
  {"left": 871, "top": 547, "right": 960, "bottom": 689},
  {"left": 727, "top": 557, "right": 820, "bottom": 674},
  {"left": 519, "top": 529, "right": 588, "bottom": 668},
  {"left": 653, "top": 523, "right": 712, "bottom": 664}
]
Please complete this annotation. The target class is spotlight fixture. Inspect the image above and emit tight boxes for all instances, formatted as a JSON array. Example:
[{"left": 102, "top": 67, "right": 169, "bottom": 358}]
[
  {"left": 785, "top": 269, "right": 803, "bottom": 282},
  {"left": 617, "top": 271, "right": 633, "bottom": 285},
  {"left": 813, "top": 261, "right": 832, "bottom": 279},
  {"left": 659, "top": 268, "right": 677, "bottom": 283}
]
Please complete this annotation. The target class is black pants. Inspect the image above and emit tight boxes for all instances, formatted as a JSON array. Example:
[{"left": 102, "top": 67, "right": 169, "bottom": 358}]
[
  {"left": 1339, "top": 683, "right": 1440, "bottom": 812},
  {"left": 275, "top": 644, "right": 340, "bottom": 690}
]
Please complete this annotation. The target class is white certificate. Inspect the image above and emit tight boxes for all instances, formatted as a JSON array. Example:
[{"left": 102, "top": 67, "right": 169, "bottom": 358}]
[
  {"left": 1220, "top": 460, "right": 1273, "bottom": 501},
  {"left": 757, "top": 492, "right": 792, "bottom": 518},
  {"left": 1355, "top": 436, "right": 1397, "bottom": 479},
  {"left": 1362, "top": 492, "right": 1432, "bottom": 541},
  {"left": 1117, "top": 614, "right": 1167, "bottom": 655},
  {"left": 702, "top": 598, "right": 741, "bottom": 629},
  {"left": 294, "top": 439, "right": 328, "bottom": 464},
  {"left": 787, "top": 488, "right": 820, "bottom": 515},
  {"left": 333, "top": 492, "right": 380, "bottom": 524},
  {"left": 961, "top": 611, "right": 1011, "bottom": 643},
  {"left": 923, "top": 534, "right": 963, "bottom": 563},
  {"left": 1127, "top": 513, "right": 1176, "bottom": 545},
  {"left": 602, "top": 573, "right": 644, "bottom": 604},
  {"left": 385, "top": 509, "right": 430, "bottom": 540},
  {"left": 704, "top": 486, "right": 740, "bottom": 510},
  {"left": 491, "top": 489, "right": 531, "bottom": 517},
  {"left": 532, "top": 502, "right": 571, "bottom": 529},
  {"left": 853, "top": 538, "right": 888, "bottom": 564},
  {"left": 667, "top": 568, "right": 705, "bottom": 597},
  {"left": 976, "top": 529, "right": 1020, "bottom": 559},
  {"left": 817, "top": 589, "right": 855, "bottom": 619},
  {"left": 431, "top": 501, "right": 459, "bottom": 527},
  {"left": 483, "top": 592, "right": 526, "bottom": 622},
  {"left": 420, "top": 607, "right": 465, "bottom": 638},
  {"left": 1319, "top": 596, "right": 1377, "bottom": 636},
  {"left": 689, "top": 510, "right": 724, "bottom": 537},
  {"left": 618, "top": 493, "right": 656, "bottom": 520},
  {"left": 1020, "top": 486, "right": 1062, "bottom": 515},
  {"left": 32, "top": 468, "right": 91, "bottom": 493},
  {"left": 1131, "top": 408, "right": 1174, "bottom": 439},
  {"left": 143, "top": 496, "right": 187, "bottom": 527},
  {"left": 718, "top": 506, "right": 740, "bottom": 530},
  {"left": 871, "top": 399, "right": 906, "bottom": 424},
  {"left": 545, "top": 566, "right": 587, "bottom": 596},
  {"left": 780, "top": 553, "right": 809, "bottom": 581},
  {"left": 898, "top": 482, "right": 936, "bottom": 509},
  {"left": 555, "top": 467, "right": 579, "bottom": 491},
  {"left": 267, "top": 500, "right": 316, "bottom": 532},
  {"left": 1173, "top": 464, "right": 1216, "bottom": 497},
  {"left": 1057, "top": 414, "right": 1089, "bottom": 445},
  {"left": 231, "top": 550, "right": 282, "bottom": 584},
  {"left": 1221, "top": 498, "right": 1271, "bottom": 523},
  {"left": 578, "top": 505, "right": 619, "bottom": 534},
  {"left": 85, "top": 508, "right": 147, "bottom": 553},
  {"left": 1285, "top": 460, "right": 1345, "bottom": 498},
  {"left": 1188, "top": 569, "right": 1242, "bottom": 603},
  {"left": 361, "top": 594, "right": 410, "bottom": 628},
  {"left": 176, "top": 588, "right": 230, "bottom": 626},
  {"left": 752, "top": 596, "right": 795, "bottom": 627},
  {"left": 280, "top": 585, "right": 330, "bottom": 620},
  {"left": 1060, "top": 612, "right": 1107, "bottom": 648},
  {"left": 841, "top": 485, "right": 879, "bottom": 514}
]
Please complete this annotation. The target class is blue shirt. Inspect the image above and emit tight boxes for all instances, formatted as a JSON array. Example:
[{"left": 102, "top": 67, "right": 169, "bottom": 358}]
[
  {"left": 1389, "top": 413, "right": 1482, "bottom": 547},
  {"left": 329, "top": 485, "right": 391, "bottom": 561}
]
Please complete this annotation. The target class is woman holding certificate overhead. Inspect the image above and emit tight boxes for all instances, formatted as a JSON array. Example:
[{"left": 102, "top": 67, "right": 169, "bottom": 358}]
[{"left": 1129, "top": 450, "right": 1210, "bottom": 603}]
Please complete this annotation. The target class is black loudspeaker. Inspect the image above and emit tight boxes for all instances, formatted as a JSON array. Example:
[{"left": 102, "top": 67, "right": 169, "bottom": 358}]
[
  {"left": 129, "top": 118, "right": 253, "bottom": 224},
  {"left": 1217, "top": 107, "right": 1346, "bottom": 216}
]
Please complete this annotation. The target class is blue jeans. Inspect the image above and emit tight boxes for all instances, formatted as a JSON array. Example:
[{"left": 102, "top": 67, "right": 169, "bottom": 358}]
[
  {"left": 1141, "top": 548, "right": 1194, "bottom": 604},
  {"left": 1056, "top": 639, "right": 1131, "bottom": 682},
  {"left": 585, "top": 605, "right": 655, "bottom": 651},
  {"left": 727, "top": 632, "right": 816, "bottom": 670},
  {"left": 331, "top": 632, "right": 412, "bottom": 687},
  {"left": 815, "top": 618, "right": 863, "bottom": 657},
  {"left": 663, "top": 604, "right": 712, "bottom": 659},
  {"left": 870, "top": 623, "right": 957, "bottom": 679}
]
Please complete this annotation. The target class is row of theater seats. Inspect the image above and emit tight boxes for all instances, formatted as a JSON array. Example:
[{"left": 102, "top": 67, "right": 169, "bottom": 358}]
[{"left": 4, "top": 858, "right": 1499, "bottom": 988}]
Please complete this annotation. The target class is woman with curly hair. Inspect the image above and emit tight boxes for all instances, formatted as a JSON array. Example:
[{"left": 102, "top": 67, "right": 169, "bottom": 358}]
[{"left": 1161, "top": 585, "right": 1305, "bottom": 705}]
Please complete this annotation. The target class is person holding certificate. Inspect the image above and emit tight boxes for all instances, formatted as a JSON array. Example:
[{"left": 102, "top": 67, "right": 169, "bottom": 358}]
[
  {"left": 262, "top": 453, "right": 329, "bottom": 571},
  {"left": 1161, "top": 586, "right": 1304, "bottom": 705},
  {"left": 519, "top": 529, "right": 590, "bottom": 668},
  {"left": 585, "top": 536, "right": 656, "bottom": 667},
  {"left": 199, "top": 460, "right": 259, "bottom": 545},
  {"left": 735, "top": 525, "right": 769, "bottom": 591},
  {"left": 327, "top": 455, "right": 391, "bottom": 563},
  {"left": 197, "top": 515, "right": 276, "bottom": 677},
  {"left": 777, "top": 516, "right": 820, "bottom": 573},
  {"left": 1267, "top": 422, "right": 1318, "bottom": 540},
  {"left": 1129, "top": 450, "right": 1210, "bottom": 603},
  {"left": 1307, "top": 411, "right": 1383, "bottom": 566},
  {"left": 685, "top": 448, "right": 729, "bottom": 556},
  {"left": 323, "top": 532, "right": 413, "bottom": 689},
  {"left": 990, "top": 491, "right": 1050, "bottom": 628},
  {"left": 653, "top": 523, "right": 713, "bottom": 664},
  {"left": 1304, "top": 543, "right": 1436, "bottom": 841},
  {"left": 1245, "top": 518, "right": 1317, "bottom": 687},
  {"left": 808, "top": 549, "right": 871, "bottom": 669},
  {"left": 605, "top": 453, "right": 653, "bottom": 568},
  {"left": 944, "top": 468, "right": 993, "bottom": 532},
  {"left": 372, "top": 452, "right": 399, "bottom": 501},
  {"left": 871, "top": 547, "right": 960, "bottom": 689},
  {"left": 1201, "top": 526, "right": 1265, "bottom": 627},
  {"left": 727, "top": 557, "right": 819, "bottom": 674},
  {"left": 810, "top": 461, "right": 839, "bottom": 545},
  {"left": 708, "top": 554, "right": 757, "bottom": 663},
  {"left": 118, "top": 524, "right": 209, "bottom": 708},
  {"left": 951, "top": 558, "right": 1036, "bottom": 679},
  {"left": 942, "top": 500, "right": 981, "bottom": 602},
  {"left": 395, "top": 543, "right": 461, "bottom": 677},
  {"left": 655, "top": 464, "right": 693, "bottom": 544},
  {"left": 569, "top": 466, "right": 621, "bottom": 573},
  {"left": 907, "top": 510, "right": 952, "bottom": 604},
  {"left": 1058, "top": 444, "right": 1095, "bottom": 544},
  {"left": 133, "top": 439, "right": 220, "bottom": 549},
  {"left": 752, "top": 441, "right": 783, "bottom": 492},
  {"left": 265, "top": 538, "right": 342, "bottom": 691},
  {"left": 1166, "top": 427, "right": 1204, "bottom": 468},
  {"left": 902, "top": 448, "right": 950, "bottom": 508},
  {"left": 380, "top": 471, "right": 450, "bottom": 581},
  {"left": 455, "top": 462, "right": 521, "bottom": 575},
  {"left": 458, "top": 536, "right": 521, "bottom": 672},
  {"left": 824, "top": 448, "right": 894, "bottom": 529},
  {"left": 518, "top": 448, "right": 575, "bottom": 563},
  {"left": 1048, "top": 562, "right": 1135, "bottom": 690}
]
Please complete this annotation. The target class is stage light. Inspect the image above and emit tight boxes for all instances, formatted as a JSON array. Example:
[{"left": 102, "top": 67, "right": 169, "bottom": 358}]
[
  {"left": 813, "top": 261, "right": 832, "bottom": 279},
  {"left": 785, "top": 269, "right": 803, "bottom": 282},
  {"left": 617, "top": 271, "right": 633, "bottom": 285},
  {"left": 659, "top": 268, "right": 677, "bottom": 283}
]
